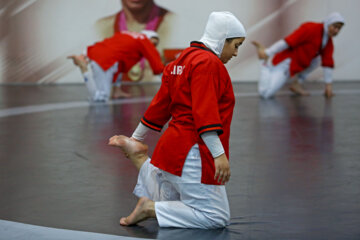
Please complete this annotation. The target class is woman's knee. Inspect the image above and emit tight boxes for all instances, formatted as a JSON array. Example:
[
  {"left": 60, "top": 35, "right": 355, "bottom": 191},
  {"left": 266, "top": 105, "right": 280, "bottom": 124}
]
[
  {"left": 202, "top": 210, "right": 230, "bottom": 229},
  {"left": 259, "top": 90, "right": 274, "bottom": 99}
]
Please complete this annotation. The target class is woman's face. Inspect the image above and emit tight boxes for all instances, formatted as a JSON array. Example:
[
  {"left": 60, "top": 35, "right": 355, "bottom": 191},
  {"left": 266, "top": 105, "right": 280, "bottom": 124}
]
[
  {"left": 150, "top": 37, "right": 159, "bottom": 46},
  {"left": 220, "top": 37, "right": 245, "bottom": 64},
  {"left": 328, "top": 22, "right": 343, "bottom": 37}
]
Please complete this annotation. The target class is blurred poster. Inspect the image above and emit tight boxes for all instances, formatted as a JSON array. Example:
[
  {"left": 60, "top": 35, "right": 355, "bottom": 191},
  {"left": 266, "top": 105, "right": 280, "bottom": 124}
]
[{"left": 0, "top": 0, "right": 359, "bottom": 84}]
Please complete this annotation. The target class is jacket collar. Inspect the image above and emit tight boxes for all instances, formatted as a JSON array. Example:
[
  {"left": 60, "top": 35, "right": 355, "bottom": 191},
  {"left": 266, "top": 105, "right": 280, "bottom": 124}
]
[{"left": 190, "top": 41, "right": 217, "bottom": 56}]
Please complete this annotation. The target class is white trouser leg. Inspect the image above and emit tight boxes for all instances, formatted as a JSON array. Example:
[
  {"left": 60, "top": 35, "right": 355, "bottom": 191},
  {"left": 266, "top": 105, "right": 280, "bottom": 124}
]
[
  {"left": 134, "top": 145, "right": 230, "bottom": 229},
  {"left": 80, "top": 50, "right": 101, "bottom": 101},
  {"left": 133, "top": 158, "right": 180, "bottom": 201},
  {"left": 155, "top": 180, "right": 230, "bottom": 229},
  {"left": 102, "top": 63, "right": 118, "bottom": 98},
  {"left": 82, "top": 69, "right": 99, "bottom": 102},
  {"left": 258, "top": 59, "right": 291, "bottom": 99},
  {"left": 113, "top": 73, "right": 123, "bottom": 87},
  {"left": 298, "top": 56, "right": 321, "bottom": 83},
  {"left": 88, "top": 61, "right": 118, "bottom": 101},
  {"left": 258, "top": 60, "right": 271, "bottom": 96}
]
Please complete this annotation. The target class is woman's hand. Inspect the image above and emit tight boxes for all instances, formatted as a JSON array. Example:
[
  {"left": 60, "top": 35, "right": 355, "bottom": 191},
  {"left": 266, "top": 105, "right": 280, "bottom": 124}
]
[{"left": 214, "top": 154, "right": 231, "bottom": 184}]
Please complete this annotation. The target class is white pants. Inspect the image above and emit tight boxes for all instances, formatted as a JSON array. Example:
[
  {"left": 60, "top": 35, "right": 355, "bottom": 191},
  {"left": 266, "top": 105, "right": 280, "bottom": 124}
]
[
  {"left": 82, "top": 60, "right": 118, "bottom": 102},
  {"left": 133, "top": 144, "right": 230, "bottom": 229},
  {"left": 258, "top": 58, "right": 291, "bottom": 99},
  {"left": 258, "top": 57, "right": 321, "bottom": 98}
]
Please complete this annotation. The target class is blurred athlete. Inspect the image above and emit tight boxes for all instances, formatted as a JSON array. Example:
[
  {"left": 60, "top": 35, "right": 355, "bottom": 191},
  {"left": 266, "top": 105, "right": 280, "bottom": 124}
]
[
  {"left": 95, "top": 0, "right": 175, "bottom": 82},
  {"left": 68, "top": 30, "right": 163, "bottom": 101},
  {"left": 252, "top": 12, "right": 345, "bottom": 98}
]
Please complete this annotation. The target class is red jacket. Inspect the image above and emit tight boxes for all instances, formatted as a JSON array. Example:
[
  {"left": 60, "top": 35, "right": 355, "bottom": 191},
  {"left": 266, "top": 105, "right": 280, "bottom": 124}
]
[
  {"left": 140, "top": 42, "right": 235, "bottom": 185},
  {"left": 272, "top": 22, "right": 334, "bottom": 76},
  {"left": 87, "top": 31, "right": 164, "bottom": 76}
]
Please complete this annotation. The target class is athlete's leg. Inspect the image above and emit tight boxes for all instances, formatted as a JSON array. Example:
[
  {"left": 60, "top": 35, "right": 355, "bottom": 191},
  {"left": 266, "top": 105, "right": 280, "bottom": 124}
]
[
  {"left": 90, "top": 61, "right": 116, "bottom": 101},
  {"left": 67, "top": 54, "right": 104, "bottom": 101},
  {"left": 112, "top": 73, "right": 132, "bottom": 99},
  {"left": 109, "top": 135, "right": 180, "bottom": 226},
  {"left": 108, "top": 135, "right": 157, "bottom": 225},
  {"left": 108, "top": 135, "right": 148, "bottom": 171},
  {"left": 112, "top": 86, "right": 132, "bottom": 98},
  {"left": 290, "top": 56, "right": 321, "bottom": 95},
  {"left": 116, "top": 144, "right": 230, "bottom": 228},
  {"left": 67, "top": 54, "right": 88, "bottom": 73},
  {"left": 252, "top": 41, "right": 268, "bottom": 60},
  {"left": 119, "top": 197, "right": 156, "bottom": 226},
  {"left": 155, "top": 145, "right": 230, "bottom": 229},
  {"left": 252, "top": 41, "right": 285, "bottom": 98},
  {"left": 257, "top": 60, "right": 272, "bottom": 96},
  {"left": 289, "top": 79, "right": 310, "bottom": 96},
  {"left": 252, "top": 41, "right": 271, "bottom": 95},
  {"left": 297, "top": 56, "right": 321, "bottom": 84},
  {"left": 102, "top": 63, "right": 119, "bottom": 100},
  {"left": 258, "top": 59, "right": 290, "bottom": 99}
]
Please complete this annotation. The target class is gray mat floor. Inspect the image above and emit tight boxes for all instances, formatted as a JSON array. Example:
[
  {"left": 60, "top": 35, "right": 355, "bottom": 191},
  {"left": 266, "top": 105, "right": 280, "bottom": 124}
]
[{"left": 1, "top": 82, "right": 360, "bottom": 240}]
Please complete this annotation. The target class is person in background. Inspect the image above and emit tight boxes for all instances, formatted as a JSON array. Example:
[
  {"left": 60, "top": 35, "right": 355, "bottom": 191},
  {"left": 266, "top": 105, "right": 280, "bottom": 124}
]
[
  {"left": 95, "top": 0, "right": 175, "bottom": 82},
  {"left": 68, "top": 30, "right": 163, "bottom": 101},
  {"left": 108, "top": 11, "right": 246, "bottom": 228},
  {"left": 252, "top": 12, "right": 345, "bottom": 98}
]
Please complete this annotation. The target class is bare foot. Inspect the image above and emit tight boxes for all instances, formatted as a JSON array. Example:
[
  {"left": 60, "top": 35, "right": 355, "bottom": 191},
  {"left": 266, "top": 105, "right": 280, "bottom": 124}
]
[
  {"left": 67, "top": 54, "right": 89, "bottom": 73},
  {"left": 289, "top": 81, "right": 310, "bottom": 96},
  {"left": 112, "top": 87, "right": 132, "bottom": 99},
  {"left": 251, "top": 41, "right": 269, "bottom": 60},
  {"left": 324, "top": 84, "right": 334, "bottom": 98},
  {"left": 324, "top": 91, "right": 335, "bottom": 98},
  {"left": 108, "top": 135, "right": 148, "bottom": 170},
  {"left": 120, "top": 197, "right": 155, "bottom": 226}
]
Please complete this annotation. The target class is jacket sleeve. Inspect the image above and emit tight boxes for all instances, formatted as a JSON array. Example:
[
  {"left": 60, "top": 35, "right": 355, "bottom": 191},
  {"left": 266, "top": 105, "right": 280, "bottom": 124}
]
[
  {"left": 321, "top": 38, "right": 335, "bottom": 68},
  {"left": 190, "top": 58, "right": 223, "bottom": 136},
  {"left": 140, "top": 38, "right": 165, "bottom": 75},
  {"left": 141, "top": 73, "right": 171, "bottom": 132}
]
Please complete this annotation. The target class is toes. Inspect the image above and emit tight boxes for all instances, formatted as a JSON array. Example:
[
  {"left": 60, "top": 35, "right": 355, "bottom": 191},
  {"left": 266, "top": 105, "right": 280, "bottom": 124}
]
[
  {"left": 108, "top": 136, "right": 119, "bottom": 145},
  {"left": 119, "top": 217, "right": 128, "bottom": 226},
  {"left": 108, "top": 135, "right": 128, "bottom": 147}
]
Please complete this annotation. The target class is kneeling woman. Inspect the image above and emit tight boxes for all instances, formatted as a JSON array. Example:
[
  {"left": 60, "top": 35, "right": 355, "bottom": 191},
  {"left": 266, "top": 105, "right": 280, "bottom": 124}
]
[{"left": 109, "top": 11, "right": 246, "bottom": 228}]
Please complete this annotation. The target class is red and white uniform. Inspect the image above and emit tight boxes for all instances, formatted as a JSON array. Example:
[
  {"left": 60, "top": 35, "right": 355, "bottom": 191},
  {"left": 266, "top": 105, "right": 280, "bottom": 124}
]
[
  {"left": 81, "top": 31, "right": 164, "bottom": 102},
  {"left": 140, "top": 41, "right": 235, "bottom": 185},
  {"left": 87, "top": 31, "right": 164, "bottom": 80},
  {"left": 272, "top": 22, "right": 334, "bottom": 76},
  {"left": 130, "top": 12, "right": 246, "bottom": 228},
  {"left": 258, "top": 12, "right": 345, "bottom": 99}
]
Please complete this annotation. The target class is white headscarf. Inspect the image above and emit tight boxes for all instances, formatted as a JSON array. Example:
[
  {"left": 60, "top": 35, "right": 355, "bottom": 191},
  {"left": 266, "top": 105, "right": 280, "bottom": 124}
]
[
  {"left": 324, "top": 12, "right": 345, "bottom": 30},
  {"left": 199, "top": 11, "right": 246, "bottom": 57},
  {"left": 141, "top": 30, "right": 159, "bottom": 40},
  {"left": 322, "top": 12, "right": 345, "bottom": 47}
]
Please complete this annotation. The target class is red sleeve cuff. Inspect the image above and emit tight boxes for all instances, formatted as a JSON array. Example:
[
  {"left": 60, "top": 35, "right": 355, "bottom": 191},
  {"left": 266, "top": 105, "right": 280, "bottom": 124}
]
[
  {"left": 198, "top": 124, "right": 223, "bottom": 136},
  {"left": 141, "top": 117, "right": 163, "bottom": 132}
]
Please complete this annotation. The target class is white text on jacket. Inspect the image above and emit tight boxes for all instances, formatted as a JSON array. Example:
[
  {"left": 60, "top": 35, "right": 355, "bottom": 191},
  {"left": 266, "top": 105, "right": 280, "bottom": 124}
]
[{"left": 170, "top": 65, "right": 185, "bottom": 75}]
